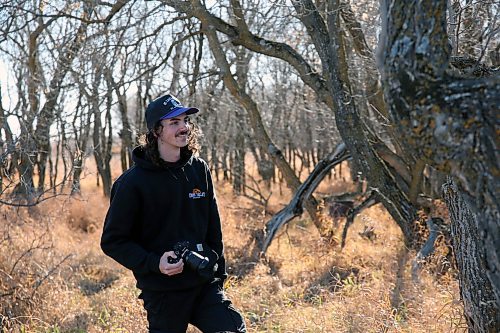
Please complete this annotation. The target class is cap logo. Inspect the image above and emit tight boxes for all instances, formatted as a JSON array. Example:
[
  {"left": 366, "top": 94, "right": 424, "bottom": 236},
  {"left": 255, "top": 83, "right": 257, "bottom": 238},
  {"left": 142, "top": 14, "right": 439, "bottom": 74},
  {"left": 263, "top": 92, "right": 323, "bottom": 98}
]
[{"left": 163, "top": 96, "right": 182, "bottom": 108}]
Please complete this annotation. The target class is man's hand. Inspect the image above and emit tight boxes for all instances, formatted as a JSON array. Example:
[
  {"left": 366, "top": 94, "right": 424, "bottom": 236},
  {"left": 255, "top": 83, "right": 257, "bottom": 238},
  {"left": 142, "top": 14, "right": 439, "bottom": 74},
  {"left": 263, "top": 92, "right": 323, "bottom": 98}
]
[{"left": 159, "top": 251, "right": 184, "bottom": 276}]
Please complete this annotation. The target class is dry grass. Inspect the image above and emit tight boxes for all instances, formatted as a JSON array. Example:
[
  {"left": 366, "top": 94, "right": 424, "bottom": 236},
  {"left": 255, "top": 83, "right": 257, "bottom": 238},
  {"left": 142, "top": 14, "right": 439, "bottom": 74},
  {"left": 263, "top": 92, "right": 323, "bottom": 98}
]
[{"left": 0, "top": 160, "right": 466, "bottom": 333}]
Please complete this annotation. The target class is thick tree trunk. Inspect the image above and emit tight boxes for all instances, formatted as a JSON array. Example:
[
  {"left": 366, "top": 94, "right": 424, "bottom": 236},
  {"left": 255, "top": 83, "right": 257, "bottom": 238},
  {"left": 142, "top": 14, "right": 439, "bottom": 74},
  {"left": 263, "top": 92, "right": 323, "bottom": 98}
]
[
  {"left": 380, "top": 0, "right": 500, "bottom": 329},
  {"left": 443, "top": 179, "right": 500, "bottom": 332},
  {"left": 293, "top": 0, "right": 417, "bottom": 245}
]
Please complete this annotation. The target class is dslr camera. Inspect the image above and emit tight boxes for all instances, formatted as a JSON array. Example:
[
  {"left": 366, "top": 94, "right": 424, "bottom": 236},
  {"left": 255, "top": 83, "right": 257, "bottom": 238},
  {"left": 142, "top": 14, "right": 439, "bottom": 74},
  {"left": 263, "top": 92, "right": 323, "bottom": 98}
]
[{"left": 168, "top": 241, "right": 210, "bottom": 275}]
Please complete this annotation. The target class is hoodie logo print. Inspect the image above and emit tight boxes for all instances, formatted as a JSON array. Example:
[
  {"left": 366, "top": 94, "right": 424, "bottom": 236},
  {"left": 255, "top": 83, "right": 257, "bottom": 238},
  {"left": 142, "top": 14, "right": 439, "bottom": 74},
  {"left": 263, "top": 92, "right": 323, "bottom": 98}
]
[{"left": 189, "top": 188, "right": 206, "bottom": 199}]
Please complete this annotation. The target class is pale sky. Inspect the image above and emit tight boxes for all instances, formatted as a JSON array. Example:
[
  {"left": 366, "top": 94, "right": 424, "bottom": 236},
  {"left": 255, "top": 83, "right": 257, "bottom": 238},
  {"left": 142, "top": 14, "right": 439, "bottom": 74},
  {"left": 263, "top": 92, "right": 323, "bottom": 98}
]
[{"left": 0, "top": 59, "right": 21, "bottom": 136}]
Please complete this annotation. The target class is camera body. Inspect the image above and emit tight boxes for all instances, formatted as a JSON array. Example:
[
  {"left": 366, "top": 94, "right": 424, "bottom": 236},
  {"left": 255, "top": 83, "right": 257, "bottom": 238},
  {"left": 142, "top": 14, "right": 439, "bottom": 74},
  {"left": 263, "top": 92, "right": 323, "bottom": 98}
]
[{"left": 168, "top": 241, "right": 210, "bottom": 274}]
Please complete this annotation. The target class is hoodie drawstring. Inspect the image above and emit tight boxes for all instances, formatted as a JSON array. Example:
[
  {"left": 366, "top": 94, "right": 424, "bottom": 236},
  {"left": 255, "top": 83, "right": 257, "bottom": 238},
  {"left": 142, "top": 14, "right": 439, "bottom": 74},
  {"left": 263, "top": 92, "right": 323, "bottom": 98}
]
[
  {"left": 167, "top": 167, "right": 189, "bottom": 181},
  {"left": 181, "top": 167, "right": 189, "bottom": 182}
]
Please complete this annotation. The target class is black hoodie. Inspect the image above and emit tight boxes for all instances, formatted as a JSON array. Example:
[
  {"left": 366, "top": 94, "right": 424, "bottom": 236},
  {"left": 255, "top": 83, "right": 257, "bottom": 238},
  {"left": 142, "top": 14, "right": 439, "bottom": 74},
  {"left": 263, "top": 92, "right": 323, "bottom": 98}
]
[{"left": 101, "top": 146, "right": 227, "bottom": 291}]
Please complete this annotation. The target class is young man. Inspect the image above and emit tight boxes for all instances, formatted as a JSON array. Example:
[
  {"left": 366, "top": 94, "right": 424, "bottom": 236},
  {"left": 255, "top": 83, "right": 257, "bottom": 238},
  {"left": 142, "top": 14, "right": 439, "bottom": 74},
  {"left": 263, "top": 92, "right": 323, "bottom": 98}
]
[{"left": 101, "top": 94, "right": 246, "bottom": 333}]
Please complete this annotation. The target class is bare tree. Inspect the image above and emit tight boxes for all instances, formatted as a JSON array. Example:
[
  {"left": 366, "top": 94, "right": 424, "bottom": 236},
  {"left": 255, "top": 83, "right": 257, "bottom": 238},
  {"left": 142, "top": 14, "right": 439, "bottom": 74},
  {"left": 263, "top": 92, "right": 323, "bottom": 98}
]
[
  {"left": 1, "top": 2, "right": 497, "bottom": 329},
  {"left": 161, "top": 0, "right": 421, "bottom": 245},
  {"left": 158, "top": 1, "right": 498, "bottom": 330},
  {"left": 0, "top": 0, "right": 131, "bottom": 201}
]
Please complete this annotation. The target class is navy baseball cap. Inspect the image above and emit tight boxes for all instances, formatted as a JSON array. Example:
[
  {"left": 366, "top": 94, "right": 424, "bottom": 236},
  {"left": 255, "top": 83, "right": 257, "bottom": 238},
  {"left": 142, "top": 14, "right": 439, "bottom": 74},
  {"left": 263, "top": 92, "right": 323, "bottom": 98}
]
[{"left": 145, "top": 94, "right": 199, "bottom": 130}]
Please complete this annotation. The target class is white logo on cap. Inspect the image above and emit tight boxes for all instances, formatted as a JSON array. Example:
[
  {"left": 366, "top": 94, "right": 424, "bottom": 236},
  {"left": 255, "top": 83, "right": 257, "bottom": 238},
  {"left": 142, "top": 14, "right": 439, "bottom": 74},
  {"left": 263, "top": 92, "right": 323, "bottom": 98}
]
[{"left": 163, "top": 96, "right": 182, "bottom": 107}]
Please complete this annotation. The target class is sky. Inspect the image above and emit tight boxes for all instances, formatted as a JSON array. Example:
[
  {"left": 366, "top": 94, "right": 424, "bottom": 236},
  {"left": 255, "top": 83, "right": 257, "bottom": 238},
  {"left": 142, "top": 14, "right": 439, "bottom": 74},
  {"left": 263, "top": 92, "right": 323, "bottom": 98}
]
[{"left": 0, "top": 59, "right": 20, "bottom": 136}]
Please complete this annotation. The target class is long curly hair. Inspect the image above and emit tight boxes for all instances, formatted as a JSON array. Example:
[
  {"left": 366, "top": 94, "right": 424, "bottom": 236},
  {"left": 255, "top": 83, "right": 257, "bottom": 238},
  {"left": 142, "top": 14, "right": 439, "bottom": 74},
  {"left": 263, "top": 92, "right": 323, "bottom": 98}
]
[{"left": 139, "top": 120, "right": 202, "bottom": 167}]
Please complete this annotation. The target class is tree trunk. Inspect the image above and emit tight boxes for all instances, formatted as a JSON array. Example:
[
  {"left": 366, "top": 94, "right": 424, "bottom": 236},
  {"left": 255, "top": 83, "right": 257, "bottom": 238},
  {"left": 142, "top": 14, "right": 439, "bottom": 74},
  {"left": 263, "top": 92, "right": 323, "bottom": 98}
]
[
  {"left": 107, "top": 70, "right": 133, "bottom": 172},
  {"left": 70, "top": 99, "right": 92, "bottom": 196},
  {"left": 380, "top": 0, "right": 500, "bottom": 329},
  {"left": 293, "top": 0, "right": 417, "bottom": 244},
  {"left": 71, "top": 153, "right": 84, "bottom": 195},
  {"left": 232, "top": 116, "right": 245, "bottom": 195},
  {"left": 92, "top": 75, "right": 113, "bottom": 198},
  {"left": 443, "top": 179, "right": 500, "bottom": 332},
  {"left": 34, "top": 7, "right": 91, "bottom": 193},
  {"left": 12, "top": 128, "right": 36, "bottom": 201}
]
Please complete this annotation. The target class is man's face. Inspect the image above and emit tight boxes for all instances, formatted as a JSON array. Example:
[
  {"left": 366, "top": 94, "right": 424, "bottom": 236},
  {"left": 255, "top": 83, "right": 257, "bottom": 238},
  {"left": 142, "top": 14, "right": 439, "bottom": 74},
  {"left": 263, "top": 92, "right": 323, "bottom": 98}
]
[{"left": 157, "top": 113, "right": 191, "bottom": 150}]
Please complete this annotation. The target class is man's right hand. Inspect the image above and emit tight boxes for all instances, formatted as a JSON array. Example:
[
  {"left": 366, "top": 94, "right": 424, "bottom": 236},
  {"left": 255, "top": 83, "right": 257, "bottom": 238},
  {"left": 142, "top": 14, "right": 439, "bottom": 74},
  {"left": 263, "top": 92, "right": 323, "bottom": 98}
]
[{"left": 159, "top": 251, "right": 184, "bottom": 276}]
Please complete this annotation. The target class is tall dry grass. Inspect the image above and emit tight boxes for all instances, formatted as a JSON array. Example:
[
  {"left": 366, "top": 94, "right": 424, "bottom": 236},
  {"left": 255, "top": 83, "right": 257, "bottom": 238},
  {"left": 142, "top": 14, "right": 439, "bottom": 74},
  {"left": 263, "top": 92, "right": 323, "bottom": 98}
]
[{"left": 0, "top": 158, "right": 466, "bottom": 333}]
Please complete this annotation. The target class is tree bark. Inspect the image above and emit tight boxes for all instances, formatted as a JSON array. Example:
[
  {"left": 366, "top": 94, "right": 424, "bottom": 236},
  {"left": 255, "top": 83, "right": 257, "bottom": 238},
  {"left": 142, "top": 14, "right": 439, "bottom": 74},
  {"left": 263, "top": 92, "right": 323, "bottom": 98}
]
[
  {"left": 380, "top": 0, "right": 500, "bottom": 329},
  {"left": 89, "top": 66, "right": 113, "bottom": 197},
  {"left": 339, "top": 1, "right": 386, "bottom": 118},
  {"left": 293, "top": 0, "right": 417, "bottom": 244},
  {"left": 443, "top": 179, "right": 500, "bottom": 332}
]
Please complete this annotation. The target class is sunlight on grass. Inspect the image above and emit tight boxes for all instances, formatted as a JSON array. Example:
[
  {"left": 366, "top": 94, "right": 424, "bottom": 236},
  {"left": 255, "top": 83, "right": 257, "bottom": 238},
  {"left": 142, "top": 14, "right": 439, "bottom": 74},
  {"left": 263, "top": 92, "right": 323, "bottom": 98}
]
[{"left": 0, "top": 161, "right": 465, "bottom": 333}]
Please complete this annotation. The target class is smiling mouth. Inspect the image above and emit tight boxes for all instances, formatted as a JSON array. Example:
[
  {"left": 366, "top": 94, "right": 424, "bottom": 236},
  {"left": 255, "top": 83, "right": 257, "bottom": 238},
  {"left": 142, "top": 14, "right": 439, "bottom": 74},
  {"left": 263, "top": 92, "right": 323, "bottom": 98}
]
[{"left": 176, "top": 130, "right": 189, "bottom": 137}]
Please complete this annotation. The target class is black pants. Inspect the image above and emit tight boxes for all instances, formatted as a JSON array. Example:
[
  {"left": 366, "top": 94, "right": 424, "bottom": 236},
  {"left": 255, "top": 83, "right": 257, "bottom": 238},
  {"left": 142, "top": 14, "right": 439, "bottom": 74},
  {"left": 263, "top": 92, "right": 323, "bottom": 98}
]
[{"left": 139, "top": 282, "right": 246, "bottom": 333}]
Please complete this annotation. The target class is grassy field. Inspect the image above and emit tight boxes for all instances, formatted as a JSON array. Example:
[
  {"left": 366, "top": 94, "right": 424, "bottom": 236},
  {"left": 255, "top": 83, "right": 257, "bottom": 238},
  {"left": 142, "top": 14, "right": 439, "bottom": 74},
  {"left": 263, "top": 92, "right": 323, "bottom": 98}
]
[{"left": 0, "top": 161, "right": 466, "bottom": 332}]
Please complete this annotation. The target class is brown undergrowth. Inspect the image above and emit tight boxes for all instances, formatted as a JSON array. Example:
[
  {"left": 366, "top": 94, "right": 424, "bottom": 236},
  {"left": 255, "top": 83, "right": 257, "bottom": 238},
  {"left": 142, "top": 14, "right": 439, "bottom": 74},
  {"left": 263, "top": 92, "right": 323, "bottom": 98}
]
[{"left": 1, "top": 163, "right": 466, "bottom": 333}]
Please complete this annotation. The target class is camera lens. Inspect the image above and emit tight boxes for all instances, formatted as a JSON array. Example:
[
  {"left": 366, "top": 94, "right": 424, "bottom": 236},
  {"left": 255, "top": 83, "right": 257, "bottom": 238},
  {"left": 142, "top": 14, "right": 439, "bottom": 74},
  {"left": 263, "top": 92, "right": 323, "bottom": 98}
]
[{"left": 184, "top": 251, "right": 209, "bottom": 272}]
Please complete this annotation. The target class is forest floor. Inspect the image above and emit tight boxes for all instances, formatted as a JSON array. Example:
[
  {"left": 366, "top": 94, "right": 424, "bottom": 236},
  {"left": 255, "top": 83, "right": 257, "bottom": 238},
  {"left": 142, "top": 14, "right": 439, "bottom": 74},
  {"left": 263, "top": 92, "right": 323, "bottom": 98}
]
[{"left": 0, "top": 160, "right": 467, "bottom": 333}]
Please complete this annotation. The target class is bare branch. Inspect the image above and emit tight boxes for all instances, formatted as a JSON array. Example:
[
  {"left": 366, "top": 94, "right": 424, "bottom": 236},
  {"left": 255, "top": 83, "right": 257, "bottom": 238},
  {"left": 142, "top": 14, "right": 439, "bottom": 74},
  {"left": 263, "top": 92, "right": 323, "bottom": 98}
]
[
  {"left": 262, "top": 143, "right": 350, "bottom": 253},
  {"left": 160, "top": 0, "right": 334, "bottom": 107},
  {"left": 411, "top": 217, "right": 442, "bottom": 281},
  {"left": 340, "top": 191, "right": 377, "bottom": 249}
]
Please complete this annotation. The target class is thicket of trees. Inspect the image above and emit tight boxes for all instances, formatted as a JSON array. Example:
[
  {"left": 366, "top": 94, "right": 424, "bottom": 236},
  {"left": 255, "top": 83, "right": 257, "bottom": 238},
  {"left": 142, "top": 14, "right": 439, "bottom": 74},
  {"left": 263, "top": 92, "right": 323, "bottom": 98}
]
[{"left": 0, "top": 1, "right": 498, "bottom": 331}]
